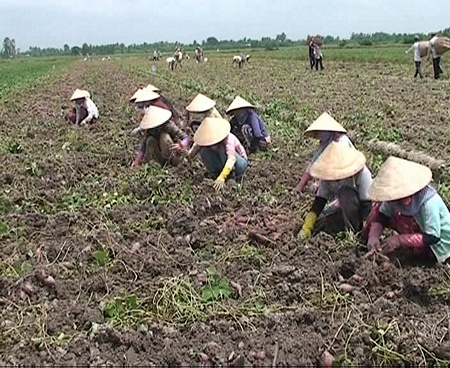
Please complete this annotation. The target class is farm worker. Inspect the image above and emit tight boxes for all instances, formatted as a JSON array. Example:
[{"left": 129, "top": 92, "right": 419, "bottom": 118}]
[
  {"left": 293, "top": 112, "right": 354, "bottom": 194},
  {"left": 226, "top": 96, "right": 271, "bottom": 153},
  {"left": 308, "top": 39, "right": 315, "bottom": 70},
  {"left": 405, "top": 35, "right": 423, "bottom": 78},
  {"left": 364, "top": 157, "right": 450, "bottom": 263},
  {"left": 131, "top": 106, "right": 190, "bottom": 167},
  {"left": 429, "top": 33, "right": 443, "bottom": 79},
  {"left": 185, "top": 93, "right": 222, "bottom": 133},
  {"left": 299, "top": 142, "right": 373, "bottom": 239},
  {"left": 131, "top": 87, "right": 183, "bottom": 134},
  {"left": 314, "top": 42, "right": 324, "bottom": 71},
  {"left": 66, "top": 89, "right": 99, "bottom": 125},
  {"left": 187, "top": 117, "right": 248, "bottom": 191}
]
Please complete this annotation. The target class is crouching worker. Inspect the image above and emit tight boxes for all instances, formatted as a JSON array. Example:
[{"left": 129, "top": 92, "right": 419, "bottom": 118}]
[
  {"left": 300, "top": 142, "right": 373, "bottom": 239},
  {"left": 65, "top": 89, "right": 99, "bottom": 125},
  {"left": 131, "top": 106, "right": 190, "bottom": 167},
  {"left": 188, "top": 117, "right": 248, "bottom": 191},
  {"left": 131, "top": 87, "right": 183, "bottom": 132},
  {"left": 294, "top": 112, "right": 353, "bottom": 194},
  {"left": 185, "top": 93, "right": 222, "bottom": 133},
  {"left": 226, "top": 96, "right": 271, "bottom": 153},
  {"left": 364, "top": 157, "right": 450, "bottom": 264}
]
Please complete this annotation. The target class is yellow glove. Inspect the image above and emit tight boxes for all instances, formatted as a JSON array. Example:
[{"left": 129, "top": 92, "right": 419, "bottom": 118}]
[
  {"left": 300, "top": 212, "right": 317, "bottom": 239},
  {"left": 213, "top": 156, "right": 236, "bottom": 191}
]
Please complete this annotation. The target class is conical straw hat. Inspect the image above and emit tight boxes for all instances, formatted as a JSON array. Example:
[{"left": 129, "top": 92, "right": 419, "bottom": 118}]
[
  {"left": 368, "top": 156, "right": 432, "bottom": 201},
  {"left": 134, "top": 88, "right": 160, "bottom": 103},
  {"left": 70, "top": 89, "right": 90, "bottom": 101},
  {"left": 130, "top": 88, "right": 143, "bottom": 102},
  {"left": 139, "top": 106, "right": 172, "bottom": 130},
  {"left": 186, "top": 94, "right": 216, "bottom": 112},
  {"left": 305, "top": 112, "right": 347, "bottom": 137},
  {"left": 226, "top": 96, "right": 255, "bottom": 114},
  {"left": 146, "top": 84, "right": 161, "bottom": 92},
  {"left": 194, "top": 117, "right": 231, "bottom": 146},
  {"left": 310, "top": 141, "right": 366, "bottom": 180}
]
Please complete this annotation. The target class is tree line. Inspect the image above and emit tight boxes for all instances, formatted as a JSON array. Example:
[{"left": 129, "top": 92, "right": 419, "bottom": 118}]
[{"left": 3, "top": 28, "right": 450, "bottom": 58}]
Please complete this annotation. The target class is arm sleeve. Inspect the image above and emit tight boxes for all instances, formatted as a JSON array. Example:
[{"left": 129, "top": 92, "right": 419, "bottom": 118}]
[
  {"left": 166, "top": 121, "right": 187, "bottom": 142},
  {"left": 248, "top": 114, "right": 263, "bottom": 139},
  {"left": 420, "top": 200, "right": 441, "bottom": 245},
  {"left": 357, "top": 168, "right": 372, "bottom": 201},
  {"left": 311, "top": 196, "right": 327, "bottom": 217}
]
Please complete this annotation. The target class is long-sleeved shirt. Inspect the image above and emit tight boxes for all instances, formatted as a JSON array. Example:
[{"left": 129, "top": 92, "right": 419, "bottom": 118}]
[
  {"left": 316, "top": 165, "right": 372, "bottom": 202},
  {"left": 76, "top": 98, "right": 98, "bottom": 123},
  {"left": 231, "top": 111, "right": 269, "bottom": 140},
  {"left": 379, "top": 193, "right": 450, "bottom": 263},
  {"left": 190, "top": 133, "right": 247, "bottom": 161},
  {"left": 139, "top": 121, "right": 189, "bottom": 153}
]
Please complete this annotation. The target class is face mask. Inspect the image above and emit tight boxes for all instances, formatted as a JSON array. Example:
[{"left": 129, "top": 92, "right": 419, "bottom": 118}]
[{"left": 320, "top": 132, "right": 334, "bottom": 142}]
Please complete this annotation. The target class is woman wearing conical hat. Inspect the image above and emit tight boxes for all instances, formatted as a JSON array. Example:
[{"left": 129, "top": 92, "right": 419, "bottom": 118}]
[
  {"left": 364, "top": 157, "right": 450, "bottom": 263},
  {"left": 299, "top": 142, "right": 373, "bottom": 239},
  {"left": 226, "top": 96, "right": 271, "bottom": 153},
  {"left": 65, "top": 89, "right": 99, "bottom": 126},
  {"left": 131, "top": 106, "right": 190, "bottom": 167},
  {"left": 293, "top": 112, "right": 354, "bottom": 194},
  {"left": 185, "top": 93, "right": 222, "bottom": 133},
  {"left": 130, "top": 87, "right": 183, "bottom": 135},
  {"left": 187, "top": 117, "right": 248, "bottom": 191}
]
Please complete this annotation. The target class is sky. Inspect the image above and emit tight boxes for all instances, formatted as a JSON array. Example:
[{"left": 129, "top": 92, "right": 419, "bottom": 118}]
[{"left": 1, "top": 0, "right": 448, "bottom": 50}]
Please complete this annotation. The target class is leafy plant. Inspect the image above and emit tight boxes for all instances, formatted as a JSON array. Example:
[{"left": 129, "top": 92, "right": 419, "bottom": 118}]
[{"left": 201, "top": 267, "right": 233, "bottom": 302}]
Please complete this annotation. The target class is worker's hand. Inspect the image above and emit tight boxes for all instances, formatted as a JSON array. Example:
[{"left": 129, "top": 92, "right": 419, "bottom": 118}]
[
  {"left": 213, "top": 177, "right": 225, "bottom": 192},
  {"left": 382, "top": 235, "right": 401, "bottom": 254},
  {"left": 171, "top": 143, "right": 185, "bottom": 153},
  {"left": 299, "top": 228, "right": 312, "bottom": 239}
]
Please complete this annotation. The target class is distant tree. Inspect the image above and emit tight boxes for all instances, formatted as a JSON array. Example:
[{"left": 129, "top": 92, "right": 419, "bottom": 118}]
[
  {"left": 2, "top": 37, "right": 12, "bottom": 57},
  {"left": 276, "top": 32, "right": 287, "bottom": 43},
  {"left": 64, "top": 44, "right": 70, "bottom": 54},
  {"left": 206, "top": 37, "right": 219, "bottom": 45},
  {"left": 71, "top": 46, "right": 81, "bottom": 56},
  {"left": 81, "top": 43, "right": 89, "bottom": 56}
]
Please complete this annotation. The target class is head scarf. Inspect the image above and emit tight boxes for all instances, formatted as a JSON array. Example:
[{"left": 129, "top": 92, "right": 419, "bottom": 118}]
[{"left": 390, "top": 185, "right": 436, "bottom": 216}]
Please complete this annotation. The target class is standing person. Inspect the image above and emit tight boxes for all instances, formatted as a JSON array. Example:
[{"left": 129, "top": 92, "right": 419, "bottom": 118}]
[
  {"left": 405, "top": 35, "right": 423, "bottom": 78},
  {"left": 65, "top": 89, "right": 99, "bottom": 126},
  {"left": 314, "top": 41, "right": 324, "bottom": 71},
  {"left": 429, "top": 33, "right": 443, "bottom": 79},
  {"left": 308, "top": 39, "right": 316, "bottom": 70}
]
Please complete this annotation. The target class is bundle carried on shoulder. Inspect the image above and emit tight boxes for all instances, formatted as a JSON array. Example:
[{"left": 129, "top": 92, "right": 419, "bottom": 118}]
[
  {"left": 306, "top": 34, "right": 323, "bottom": 46},
  {"left": 434, "top": 36, "right": 450, "bottom": 55},
  {"left": 418, "top": 41, "right": 430, "bottom": 57}
]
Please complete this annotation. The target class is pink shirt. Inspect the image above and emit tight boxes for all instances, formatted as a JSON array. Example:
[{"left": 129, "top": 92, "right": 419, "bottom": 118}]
[{"left": 224, "top": 133, "right": 247, "bottom": 160}]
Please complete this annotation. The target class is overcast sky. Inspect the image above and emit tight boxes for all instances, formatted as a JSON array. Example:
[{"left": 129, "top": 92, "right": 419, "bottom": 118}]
[{"left": 1, "top": 0, "right": 448, "bottom": 50}]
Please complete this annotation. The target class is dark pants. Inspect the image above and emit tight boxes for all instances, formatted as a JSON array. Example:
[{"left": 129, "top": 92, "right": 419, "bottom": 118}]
[
  {"left": 241, "top": 124, "right": 269, "bottom": 153},
  {"left": 309, "top": 55, "right": 315, "bottom": 70},
  {"left": 315, "top": 57, "right": 323, "bottom": 71},
  {"left": 65, "top": 107, "right": 97, "bottom": 125},
  {"left": 414, "top": 61, "right": 423, "bottom": 78},
  {"left": 433, "top": 57, "right": 443, "bottom": 79},
  {"left": 313, "top": 187, "right": 371, "bottom": 236}
]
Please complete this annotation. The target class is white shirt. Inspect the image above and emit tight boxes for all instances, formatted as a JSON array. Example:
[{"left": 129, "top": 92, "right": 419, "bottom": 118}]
[
  {"left": 413, "top": 42, "right": 422, "bottom": 62},
  {"left": 85, "top": 98, "right": 99, "bottom": 121},
  {"left": 314, "top": 45, "right": 322, "bottom": 59}
]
